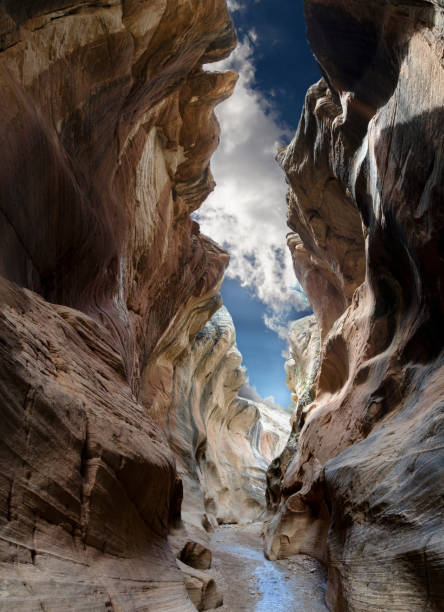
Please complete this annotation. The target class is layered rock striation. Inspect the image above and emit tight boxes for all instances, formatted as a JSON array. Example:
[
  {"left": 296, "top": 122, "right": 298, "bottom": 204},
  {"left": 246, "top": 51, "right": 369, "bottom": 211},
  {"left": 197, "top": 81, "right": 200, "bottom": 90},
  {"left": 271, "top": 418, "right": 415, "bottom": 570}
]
[
  {"left": 0, "top": 278, "right": 190, "bottom": 610},
  {"left": 158, "top": 306, "right": 290, "bottom": 536},
  {"left": 285, "top": 315, "right": 320, "bottom": 428},
  {"left": 266, "top": 315, "right": 320, "bottom": 514},
  {"left": 162, "top": 305, "right": 290, "bottom": 608},
  {"left": 0, "top": 0, "right": 238, "bottom": 391},
  {"left": 266, "top": 1, "right": 444, "bottom": 611},
  {"left": 0, "top": 1, "right": 246, "bottom": 609}
]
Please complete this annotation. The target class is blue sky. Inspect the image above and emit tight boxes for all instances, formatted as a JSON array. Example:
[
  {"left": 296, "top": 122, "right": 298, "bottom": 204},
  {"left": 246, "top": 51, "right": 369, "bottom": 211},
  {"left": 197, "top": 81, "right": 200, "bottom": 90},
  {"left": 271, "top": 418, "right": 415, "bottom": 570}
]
[
  {"left": 228, "top": 0, "right": 320, "bottom": 132},
  {"left": 222, "top": 278, "right": 312, "bottom": 407},
  {"left": 197, "top": 0, "right": 320, "bottom": 407}
]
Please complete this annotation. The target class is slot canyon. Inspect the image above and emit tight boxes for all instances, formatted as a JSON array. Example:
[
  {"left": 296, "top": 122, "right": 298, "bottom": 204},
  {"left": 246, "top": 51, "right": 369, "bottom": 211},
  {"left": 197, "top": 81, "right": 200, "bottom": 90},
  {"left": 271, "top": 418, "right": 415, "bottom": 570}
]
[{"left": 0, "top": 0, "right": 443, "bottom": 610}]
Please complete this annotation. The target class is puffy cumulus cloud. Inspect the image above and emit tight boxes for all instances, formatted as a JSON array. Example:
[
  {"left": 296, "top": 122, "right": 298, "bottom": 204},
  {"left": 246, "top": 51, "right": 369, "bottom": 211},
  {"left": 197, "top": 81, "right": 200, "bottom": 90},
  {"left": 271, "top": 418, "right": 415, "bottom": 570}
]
[{"left": 196, "top": 37, "right": 309, "bottom": 336}]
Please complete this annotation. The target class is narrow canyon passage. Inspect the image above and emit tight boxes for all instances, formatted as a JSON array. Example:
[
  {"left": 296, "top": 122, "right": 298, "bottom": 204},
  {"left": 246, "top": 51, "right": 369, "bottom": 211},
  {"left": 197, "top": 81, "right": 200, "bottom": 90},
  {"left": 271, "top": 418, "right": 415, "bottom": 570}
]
[
  {"left": 0, "top": 1, "right": 443, "bottom": 611},
  {"left": 206, "top": 524, "right": 327, "bottom": 612}
]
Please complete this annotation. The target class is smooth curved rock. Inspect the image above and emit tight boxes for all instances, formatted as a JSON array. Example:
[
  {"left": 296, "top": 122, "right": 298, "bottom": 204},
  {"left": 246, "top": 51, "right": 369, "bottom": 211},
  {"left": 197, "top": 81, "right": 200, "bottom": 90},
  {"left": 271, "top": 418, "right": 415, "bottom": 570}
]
[
  {"left": 0, "top": 0, "right": 236, "bottom": 389},
  {"left": 0, "top": 278, "right": 194, "bottom": 610},
  {"left": 0, "top": 1, "right": 238, "bottom": 609},
  {"left": 179, "top": 540, "right": 212, "bottom": 571},
  {"left": 266, "top": 1, "right": 444, "bottom": 610},
  {"left": 266, "top": 315, "right": 320, "bottom": 515},
  {"left": 177, "top": 560, "right": 223, "bottom": 611},
  {"left": 153, "top": 306, "right": 290, "bottom": 535},
  {"left": 285, "top": 315, "right": 320, "bottom": 426}
]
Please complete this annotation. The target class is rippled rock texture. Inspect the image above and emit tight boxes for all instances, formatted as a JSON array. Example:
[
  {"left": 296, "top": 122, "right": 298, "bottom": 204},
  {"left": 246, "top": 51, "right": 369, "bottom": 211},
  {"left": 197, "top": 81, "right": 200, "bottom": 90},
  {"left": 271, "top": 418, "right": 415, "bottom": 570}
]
[
  {"left": 285, "top": 315, "right": 320, "bottom": 426},
  {"left": 266, "top": 315, "right": 320, "bottom": 516},
  {"left": 266, "top": 1, "right": 444, "bottom": 611},
  {"left": 0, "top": 0, "right": 237, "bottom": 389},
  {"left": 158, "top": 306, "right": 290, "bottom": 536},
  {"left": 143, "top": 302, "right": 290, "bottom": 609},
  {"left": 0, "top": 1, "right": 238, "bottom": 609},
  {"left": 0, "top": 279, "right": 192, "bottom": 610}
]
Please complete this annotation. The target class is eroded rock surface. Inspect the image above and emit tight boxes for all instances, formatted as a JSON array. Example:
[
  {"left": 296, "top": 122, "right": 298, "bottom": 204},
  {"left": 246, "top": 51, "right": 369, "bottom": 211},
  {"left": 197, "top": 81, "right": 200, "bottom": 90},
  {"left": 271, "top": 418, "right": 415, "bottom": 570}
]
[
  {"left": 0, "top": 279, "right": 194, "bottom": 610},
  {"left": 0, "top": 0, "right": 237, "bottom": 389},
  {"left": 160, "top": 306, "right": 290, "bottom": 537},
  {"left": 0, "top": 1, "right": 240, "bottom": 609},
  {"left": 266, "top": 1, "right": 444, "bottom": 611},
  {"left": 266, "top": 315, "right": 320, "bottom": 516},
  {"left": 285, "top": 315, "right": 320, "bottom": 426}
]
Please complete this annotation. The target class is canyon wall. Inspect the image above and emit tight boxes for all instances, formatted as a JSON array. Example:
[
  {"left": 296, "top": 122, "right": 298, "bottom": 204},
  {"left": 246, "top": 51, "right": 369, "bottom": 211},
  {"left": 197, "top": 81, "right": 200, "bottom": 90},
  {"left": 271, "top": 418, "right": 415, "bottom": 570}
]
[
  {"left": 0, "top": 0, "right": 237, "bottom": 390},
  {"left": 0, "top": 1, "right": 250, "bottom": 609},
  {"left": 266, "top": 1, "right": 444, "bottom": 611},
  {"left": 285, "top": 315, "right": 320, "bottom": 428},
  {"left": 162, "top": 306, "right": 289, "bottom": 538},
  {"left": 266, "top": 315, "right": 320, "bottom": 513}
]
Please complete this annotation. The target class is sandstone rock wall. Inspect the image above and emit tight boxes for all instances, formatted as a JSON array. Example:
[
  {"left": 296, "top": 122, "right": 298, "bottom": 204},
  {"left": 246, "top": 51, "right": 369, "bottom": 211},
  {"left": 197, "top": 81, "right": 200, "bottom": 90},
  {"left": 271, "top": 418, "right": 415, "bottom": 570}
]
[
  {"left": 285, "top": 315, "right": 320, "bottom": 426},
  {"left": 0, "top": 278, "right": 194, "bottom": 610},
  {"left": 0, "top": 0, "right": 237, "bottom": 390},
  {"left": 0, "top": 1, "right": 241, "bottom": 609},
  {"left": 266, "top": 315, "right": 320, "bottom": 514},
  {"left": 266, "top": 1, "right": 444, "bottom": 611},
  {"left": 160, "top": 306, "right": 291, "bottom": 610},
  {"left": 154, "top": 306, "right": 290, "bottom": 536}
]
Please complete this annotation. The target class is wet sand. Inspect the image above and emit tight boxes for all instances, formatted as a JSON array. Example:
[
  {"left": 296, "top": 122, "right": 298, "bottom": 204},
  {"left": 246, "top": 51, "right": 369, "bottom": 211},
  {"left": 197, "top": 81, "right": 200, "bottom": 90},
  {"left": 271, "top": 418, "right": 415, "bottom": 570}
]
[{"left": 207, "top": 523, "right": 328, "bottom": 611}]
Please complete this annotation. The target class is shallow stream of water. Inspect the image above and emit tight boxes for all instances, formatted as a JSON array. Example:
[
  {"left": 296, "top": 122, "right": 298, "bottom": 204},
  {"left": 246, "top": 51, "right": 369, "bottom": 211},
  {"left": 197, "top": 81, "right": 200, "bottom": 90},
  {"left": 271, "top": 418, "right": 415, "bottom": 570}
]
[{"left": 208, "top": 523, "right": 328, "bottom": 611}]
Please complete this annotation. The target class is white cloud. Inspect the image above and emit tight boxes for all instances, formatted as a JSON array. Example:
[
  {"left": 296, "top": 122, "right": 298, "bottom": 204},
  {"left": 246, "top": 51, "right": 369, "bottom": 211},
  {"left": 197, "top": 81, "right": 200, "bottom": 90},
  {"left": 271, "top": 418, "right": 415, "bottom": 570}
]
[
  {"left": 238, "top": 380, "right": 262, "bottom": 402},
  {"left": 197, "top": 37, "right": 309, "bottom": 334},
  {"left": 248, "top": 28, "right": 258, "bottom": 43},
  {"left": 226, "top": 0, "right": 243, "bottom": 11}
]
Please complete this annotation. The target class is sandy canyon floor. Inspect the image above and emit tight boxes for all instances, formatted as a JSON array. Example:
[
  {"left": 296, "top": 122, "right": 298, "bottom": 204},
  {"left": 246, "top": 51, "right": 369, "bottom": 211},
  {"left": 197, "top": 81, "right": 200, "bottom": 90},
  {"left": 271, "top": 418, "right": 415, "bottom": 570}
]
[{"left": 207, "top": 523, "right": 328, "bottom": 611}]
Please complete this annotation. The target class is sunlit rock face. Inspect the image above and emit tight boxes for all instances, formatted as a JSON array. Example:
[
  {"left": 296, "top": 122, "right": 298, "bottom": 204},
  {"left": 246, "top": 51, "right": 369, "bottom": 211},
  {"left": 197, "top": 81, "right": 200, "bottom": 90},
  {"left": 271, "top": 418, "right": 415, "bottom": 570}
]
[
  {"left": 148, "top": 305, "right": 290, "bottom": 536},
  {"left": 0, "top": 1, "right": 237, "bottom": 609},
  {"left": 266, "top": 315, "right": 320, "bottom": 515},
  {"left": 285, "top": 315, "right": 320, "bottom": 423},
  {"left": 266, "top": 1, "right": 444, "bottom": 611}
]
